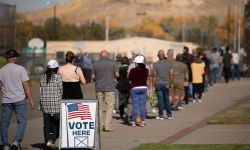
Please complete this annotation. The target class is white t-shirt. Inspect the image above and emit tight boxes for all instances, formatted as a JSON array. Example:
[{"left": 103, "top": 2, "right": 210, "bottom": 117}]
[
  {"left": 0, "top": 63, "right": 29, "bottom": 103},
  {"left": 232, "top": 53, "right": 240, "bottom": 64}
]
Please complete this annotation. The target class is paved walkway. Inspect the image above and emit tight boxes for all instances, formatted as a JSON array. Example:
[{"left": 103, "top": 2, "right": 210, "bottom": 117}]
[{"left": 3, "top": 78, "right": 250, "bottom": 149}]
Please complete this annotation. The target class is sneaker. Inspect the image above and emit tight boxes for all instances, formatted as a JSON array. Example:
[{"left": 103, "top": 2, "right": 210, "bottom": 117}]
[
  {"left": 155, "top": 116, "right": 164, "bottom": 120},
  {"left": 167, "top": 116, "right": 173, "bottom": 120},
  {"left": 130, "top": 122, "right": 136, "bottom": 127},
  {"left": 4, "top": 145, "right": 9, "bottom": 150},
  {"left": 140, "top": 121, "right": 146, "bottom": 127},
  {"left": 198, "top": 100, "right": 202, "bottom": 103},
  {"left": 177, "top": 106, "right": 184, "bottom": 110},
  {"left": 192, "top": 100, "right": 196, "bottom": 103},
  {"left": 46, "top": 140, "right": 56, "bottom": 149},
  {"left": 9, "top": 141, "right": 20, "bottom": 150}
]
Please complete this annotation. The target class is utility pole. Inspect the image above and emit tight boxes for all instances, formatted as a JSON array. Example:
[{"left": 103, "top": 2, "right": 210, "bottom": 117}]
[
  {"left": 53, "top": 5, "right": 57, "bottom": 40},
  {"left": 227, "top": 5, "right": 231, "bottom": 47},
  {"left": 237, "top": 0, "right": 242, "bottom": 52},
  {"left": 234, "top": 6, "right": 237, "bottom": 50},
  {"left": 105, "top": 1, "right": 109, "bottom": 41},
  {"left": 182, "top": 9, "right": 186, "bottom": 42},
  {"left": 47, "top": 0, "right": 58, "bottom": 40}
]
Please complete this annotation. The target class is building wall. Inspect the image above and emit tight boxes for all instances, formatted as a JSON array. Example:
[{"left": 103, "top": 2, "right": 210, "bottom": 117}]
[{"left": 46, "top": 37, "right": 198, "bottom": 63}]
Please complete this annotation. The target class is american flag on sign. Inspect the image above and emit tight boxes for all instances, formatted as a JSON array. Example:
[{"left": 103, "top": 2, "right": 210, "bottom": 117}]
[{"left": 67, "top": 104, "right": 92, "bottom": 120}]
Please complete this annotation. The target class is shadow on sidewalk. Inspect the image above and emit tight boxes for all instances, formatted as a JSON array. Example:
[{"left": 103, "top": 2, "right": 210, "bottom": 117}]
[{"left": 31, "top": 143, "right": 45, "bottom": 150}]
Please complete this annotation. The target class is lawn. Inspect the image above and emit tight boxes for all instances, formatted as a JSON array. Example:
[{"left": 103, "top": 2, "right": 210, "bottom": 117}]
[
  {"left": 207, "top": 107, "right": 250, "bottom": 124},
  {"left": 132, "top": 144, "right": 250, "bottom": 150}
]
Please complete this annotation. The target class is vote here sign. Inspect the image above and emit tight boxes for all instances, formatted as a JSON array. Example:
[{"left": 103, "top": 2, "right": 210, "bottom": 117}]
[{"left": 60, "top": 100, "right": 99, "bottom": 149}]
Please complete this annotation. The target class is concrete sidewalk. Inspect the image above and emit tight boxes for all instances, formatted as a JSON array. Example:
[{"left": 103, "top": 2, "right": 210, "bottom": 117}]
[{"left": 5, "top": 78, "right": 250, "bottom": 150}]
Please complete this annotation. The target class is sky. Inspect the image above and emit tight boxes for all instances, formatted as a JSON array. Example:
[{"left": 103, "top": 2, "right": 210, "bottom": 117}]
[{"left": 0, "top": 0, "right": 71, "bottom": 13}]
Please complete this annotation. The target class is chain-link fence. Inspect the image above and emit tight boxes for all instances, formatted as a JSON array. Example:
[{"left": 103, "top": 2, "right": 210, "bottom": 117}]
[{"left": 17, "top": 51, "right": 117, "bottom": 77}]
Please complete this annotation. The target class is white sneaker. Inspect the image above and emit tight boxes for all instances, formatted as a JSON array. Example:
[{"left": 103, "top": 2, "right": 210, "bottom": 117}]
[
  {"left": 155, "top": 116, "right": 164, "bottom": 120},
  {"left": 192, "top": 100, "right": 196, "bottom": 103},
  {"left": 177, "top": 106, "right": 184, "bottom": 110},
  {"left": 46, "top": 141, "right": 56, "bottom": 149},
  {"left": 9, "top": 141, "right": 20, "bottom": 150},
  {"left": 167, "top": 117, "right": 173, "bottom": 120},
  {"left": 4, "top": 145, "right": 9, "bottom": 150},
  {"left": 198, "top": 100, "right": 202, "bottom": 103}
]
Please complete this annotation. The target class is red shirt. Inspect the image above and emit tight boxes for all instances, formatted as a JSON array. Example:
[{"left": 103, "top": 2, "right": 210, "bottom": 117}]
[{"left": 128, "top": 67, "right": 149, "bottom": 89}]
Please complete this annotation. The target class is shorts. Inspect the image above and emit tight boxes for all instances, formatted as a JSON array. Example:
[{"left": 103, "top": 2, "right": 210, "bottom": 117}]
[{"left": 170, "top": 83, "right": 184, "bottom": 97}]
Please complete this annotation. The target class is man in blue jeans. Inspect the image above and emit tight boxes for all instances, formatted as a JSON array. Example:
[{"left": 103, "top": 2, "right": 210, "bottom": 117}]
[
  {"left": 0, "top": 49, "right": 35, "bottom": 150},
  {"left": 153, "top": 50, "right": 174, "bottom": 120}
]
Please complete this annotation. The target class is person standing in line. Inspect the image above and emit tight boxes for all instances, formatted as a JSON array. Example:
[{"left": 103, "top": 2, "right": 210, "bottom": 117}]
[
  {"left": 153, "top": 50, "right": 173, "bottom": 120},
  {"left": 231, "top": 50, "right": 240, "bottom": 80},
  {"left": 114, "top": 53, "right": 122, "bottom": 114},
  {"left": 222, "top": 47, "right": 233, "bottom": 83},
  {"left": 128, "top": 55, "right": 149, "bottom": 127},
  {"left": 39, "top": 59, "right": 62, "bottom": 149},
  {"left": 218, "top": 49, "right": 224, "bottom": 80},
  {"left": 191, "top": 56, "right": 205, "bottom": 103},
  {"left": 182, "top": 46, "right": 194, "bottom": 104},
  {"left": 210, "top": 47, "right": 221, "bottom": 85},
  {"left": 127, "top": 48, "right": 152, "bottom": 121},
  {"left": 116, "top": 56, "right": 130, "bottom": 121},
  {"left": 82, "top": 52, "right": 92, "bottom": 83},
  {"left": 92, "top": 50, "right": 119, "bottom": 132},
  {"left": 201, "top": 49, "right": 211, "bottom": 92},
  {"left": 169, "top": 53, "right": 188, "bottom": 110},
  {"left": 58, "top": 51, "right": 86, "bottom": 99},
  {"left": 0, "top": 49, "right": 35, "bottom": 150}
]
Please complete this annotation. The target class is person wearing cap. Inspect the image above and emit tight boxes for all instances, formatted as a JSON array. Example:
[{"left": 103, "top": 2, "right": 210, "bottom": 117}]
[
  {"left": 153, "top": 50, "right": 173, "bottom": 120},
  {"left": 127, "top": 48, "right": 141, "bottom": 73},
  {"left": 0, "top": 49, "right": 35, "bottom": 150},
  {"left": 126, "top": 48, "right": 151, "bottom": 123},
  {"left": 128, "top": 55, "right": 149, "bottom": 127},
  {"left": 58, "top": 51, "right": 86, "bottom": 99},
  {"left": 92, "top": 50, "right": 119, "bottom": 132},
  {"left": 40, "top": 59, "right": 62, "bottom": 149}
]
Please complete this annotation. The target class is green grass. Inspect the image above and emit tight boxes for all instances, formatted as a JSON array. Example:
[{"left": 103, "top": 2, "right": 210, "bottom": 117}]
[
  {"left": 208, "top": 107, "right": 250, "bottom": 124},
  {"left": 132, "top": 144, "right": 250, "bottom": 150}
]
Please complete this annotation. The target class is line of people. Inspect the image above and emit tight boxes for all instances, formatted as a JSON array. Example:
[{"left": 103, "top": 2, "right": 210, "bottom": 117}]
[
  {"left": 0, "top": 45, "right": 243, "bottom": 150},
  {"left": 115, "top": 46, "right": 244, "bottom": 128}
]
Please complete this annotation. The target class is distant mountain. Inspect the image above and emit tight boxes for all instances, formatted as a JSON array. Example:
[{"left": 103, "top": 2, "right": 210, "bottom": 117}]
[{"left": 22, "top": 0, "right": 237, "bottom": 27}]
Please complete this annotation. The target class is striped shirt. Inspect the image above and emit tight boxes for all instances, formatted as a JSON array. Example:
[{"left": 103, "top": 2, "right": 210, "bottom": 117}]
[{"left": 40, "top": 73, "right": 63, "bottom": 114}]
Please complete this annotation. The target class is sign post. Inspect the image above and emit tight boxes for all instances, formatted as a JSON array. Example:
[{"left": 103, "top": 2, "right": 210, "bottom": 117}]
[{"left": 59, "top": 100, "right": 100, "bottom": 150}]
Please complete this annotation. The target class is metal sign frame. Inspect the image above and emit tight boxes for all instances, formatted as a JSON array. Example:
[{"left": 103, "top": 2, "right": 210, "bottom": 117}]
[{"left": 59, "top": 99, "right": 100, "bottom": 150}]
